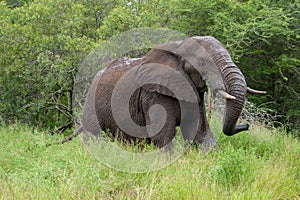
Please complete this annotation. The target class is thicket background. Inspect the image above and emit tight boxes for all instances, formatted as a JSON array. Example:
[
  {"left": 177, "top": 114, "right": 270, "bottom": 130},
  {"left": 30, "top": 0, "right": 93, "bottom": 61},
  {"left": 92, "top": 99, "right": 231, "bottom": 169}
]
[{"left": 0, "top": 0, "right": 299, "bottom": 134}]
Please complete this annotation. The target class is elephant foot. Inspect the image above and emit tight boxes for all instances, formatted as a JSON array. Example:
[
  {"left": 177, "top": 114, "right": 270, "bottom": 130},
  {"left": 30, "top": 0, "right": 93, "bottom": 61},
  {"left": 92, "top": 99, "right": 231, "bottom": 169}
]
[
  {"left": 201, "top": 133, "right": 217, "bottom": 155},
  {"left": 191, "top": 129, "right": 217, "bottom": 155}
]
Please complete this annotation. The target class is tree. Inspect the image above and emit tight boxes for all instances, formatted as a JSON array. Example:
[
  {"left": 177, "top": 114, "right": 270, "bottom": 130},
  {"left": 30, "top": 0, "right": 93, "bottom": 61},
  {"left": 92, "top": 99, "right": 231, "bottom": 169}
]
[
  {"left": 0, "top": 0, "right": 94, "bottom": 129},
  {"left": 0, "top": 0, "right": 299, "bottom": 134}
]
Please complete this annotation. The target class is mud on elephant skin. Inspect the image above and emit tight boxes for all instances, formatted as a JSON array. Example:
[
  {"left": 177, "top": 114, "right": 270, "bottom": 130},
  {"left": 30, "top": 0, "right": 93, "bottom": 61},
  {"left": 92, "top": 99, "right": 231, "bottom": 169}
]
[{"left": 49, "top": 36, "right": 265, "bottom": 150}]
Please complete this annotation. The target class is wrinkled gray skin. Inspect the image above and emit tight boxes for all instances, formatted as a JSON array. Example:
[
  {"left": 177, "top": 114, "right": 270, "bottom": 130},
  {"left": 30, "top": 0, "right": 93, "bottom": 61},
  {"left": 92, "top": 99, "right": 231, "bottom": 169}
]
[{"left": 52, "top": 36, "right": 264, "bottom": 149}]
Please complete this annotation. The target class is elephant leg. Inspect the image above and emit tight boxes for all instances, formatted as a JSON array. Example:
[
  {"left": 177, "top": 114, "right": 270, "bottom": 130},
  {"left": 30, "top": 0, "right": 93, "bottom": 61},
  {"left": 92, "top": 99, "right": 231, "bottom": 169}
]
[
  {"left": 143, "top": 95, "right": 180, "bottom": 150},
  {"left": 193, "top": 118, "right": 217, "bottom": 153},
  {"left": 180, "top": 101, "right": 201, "bottom": 143},
  {"left": 180, "top": 94, "right": 216, "bottom": 152},
  {"left": 193, "top": 93, "right": 217, "bottom": 152},
  {"left": 149, "top": 116, "right": 177, "bottom": 150}
]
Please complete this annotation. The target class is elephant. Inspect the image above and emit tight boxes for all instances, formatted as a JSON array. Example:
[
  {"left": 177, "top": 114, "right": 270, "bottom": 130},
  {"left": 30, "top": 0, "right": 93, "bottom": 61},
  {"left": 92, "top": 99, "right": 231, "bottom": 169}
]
[{"left": 48, "top": 36, "right": 265, "bottom": 150}]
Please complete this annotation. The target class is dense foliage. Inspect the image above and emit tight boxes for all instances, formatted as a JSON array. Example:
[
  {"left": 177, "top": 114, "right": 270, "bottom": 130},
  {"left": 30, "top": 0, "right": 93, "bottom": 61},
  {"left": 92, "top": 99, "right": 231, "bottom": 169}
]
[{"left": 0, "top": 0, "right": 299, "bottom": 133}]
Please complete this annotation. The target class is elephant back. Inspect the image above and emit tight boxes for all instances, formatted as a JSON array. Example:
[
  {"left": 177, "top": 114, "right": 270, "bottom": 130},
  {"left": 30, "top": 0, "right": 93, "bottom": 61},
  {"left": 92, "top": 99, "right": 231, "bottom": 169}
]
[{"left": 83, "top": 57, "right": 142, "bottom": 136}]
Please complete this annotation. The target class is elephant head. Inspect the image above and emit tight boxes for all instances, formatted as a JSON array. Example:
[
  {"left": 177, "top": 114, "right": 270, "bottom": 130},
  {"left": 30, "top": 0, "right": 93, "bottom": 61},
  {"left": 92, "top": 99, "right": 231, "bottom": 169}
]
[{"left": 138, "top": 36, "right": 265, "bottom": 136}]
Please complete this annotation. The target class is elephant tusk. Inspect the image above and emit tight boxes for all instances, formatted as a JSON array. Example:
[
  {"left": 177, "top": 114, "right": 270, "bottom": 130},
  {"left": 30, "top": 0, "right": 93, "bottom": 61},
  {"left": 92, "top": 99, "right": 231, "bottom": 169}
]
[
  {"left": 247, "top": 87, "right": 266, "bottom": 94},
  {"left": 218, "top": 90, "right": 236, "bottom": 100}
]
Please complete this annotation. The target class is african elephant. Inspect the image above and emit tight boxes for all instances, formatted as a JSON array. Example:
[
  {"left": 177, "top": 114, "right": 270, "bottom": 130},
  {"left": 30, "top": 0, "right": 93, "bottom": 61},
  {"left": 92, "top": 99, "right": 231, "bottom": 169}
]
[{"left": 51, "top": 36, "right": 265, "bottom": 150}]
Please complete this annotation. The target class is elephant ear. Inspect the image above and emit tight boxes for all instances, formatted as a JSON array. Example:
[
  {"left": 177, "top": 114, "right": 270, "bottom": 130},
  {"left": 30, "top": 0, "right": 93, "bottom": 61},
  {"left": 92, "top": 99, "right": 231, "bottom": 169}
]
[
  {"left": 155, "top": 37, "right": 209, "bottom": 69},
  {"left": 132, "top": 49, "right": 200, "bottom": 103},
  {"left": 135, "top": 65, "right": 200, "bottom": 103},
  {"left": 155, "top": 37, "right": 226, "bottom": 93}
]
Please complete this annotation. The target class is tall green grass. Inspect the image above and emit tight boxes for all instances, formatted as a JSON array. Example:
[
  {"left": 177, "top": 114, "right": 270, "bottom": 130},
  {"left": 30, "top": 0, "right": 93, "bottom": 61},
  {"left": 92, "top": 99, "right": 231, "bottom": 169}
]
[{"left": 0, "top": 124, "right": 299, "bottom": 199}]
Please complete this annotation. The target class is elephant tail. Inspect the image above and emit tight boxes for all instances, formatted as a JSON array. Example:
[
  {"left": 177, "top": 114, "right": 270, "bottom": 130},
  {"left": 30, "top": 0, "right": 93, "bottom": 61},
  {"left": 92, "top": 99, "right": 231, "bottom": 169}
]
[{"left": 46, "top": 126, "right": 84, "bottom": 147}]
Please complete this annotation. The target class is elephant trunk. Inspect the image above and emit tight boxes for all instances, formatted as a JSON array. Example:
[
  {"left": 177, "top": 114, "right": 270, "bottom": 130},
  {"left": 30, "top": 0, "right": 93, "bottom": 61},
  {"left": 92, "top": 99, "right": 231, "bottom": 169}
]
[{"left": 213, "top": 54, "right": 249, "bottom": 136}]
